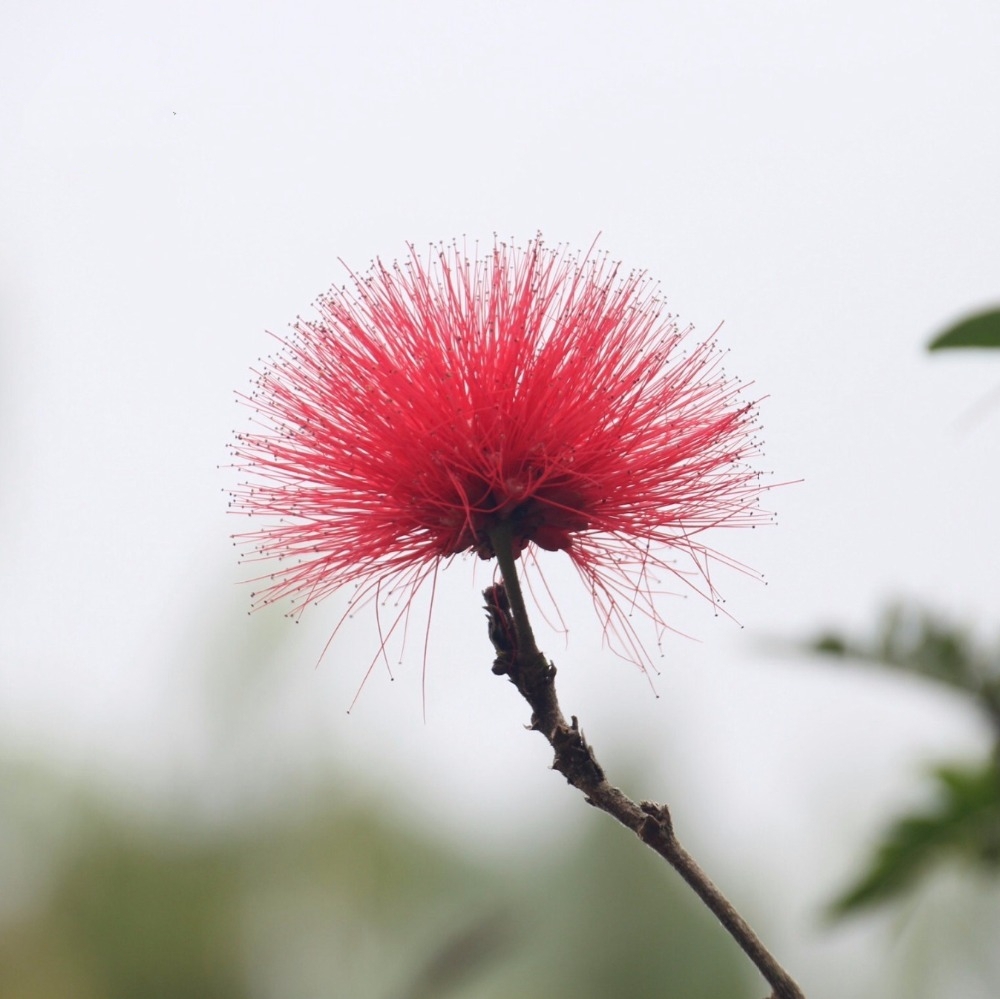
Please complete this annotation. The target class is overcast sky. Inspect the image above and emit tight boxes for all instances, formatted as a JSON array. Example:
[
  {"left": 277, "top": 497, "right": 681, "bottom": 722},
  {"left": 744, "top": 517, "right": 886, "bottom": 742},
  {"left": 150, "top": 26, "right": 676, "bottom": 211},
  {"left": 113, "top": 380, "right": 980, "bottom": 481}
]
[{"left": 3, "top": 2, "right": 1000, "bottom": 995}]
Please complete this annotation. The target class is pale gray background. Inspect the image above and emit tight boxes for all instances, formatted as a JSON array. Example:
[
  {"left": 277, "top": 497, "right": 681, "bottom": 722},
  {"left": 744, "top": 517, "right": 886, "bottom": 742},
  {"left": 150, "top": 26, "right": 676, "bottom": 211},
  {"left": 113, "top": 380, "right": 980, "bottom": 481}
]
[{"left": 3, "top": 1, "right": 999, "bottom": 995}]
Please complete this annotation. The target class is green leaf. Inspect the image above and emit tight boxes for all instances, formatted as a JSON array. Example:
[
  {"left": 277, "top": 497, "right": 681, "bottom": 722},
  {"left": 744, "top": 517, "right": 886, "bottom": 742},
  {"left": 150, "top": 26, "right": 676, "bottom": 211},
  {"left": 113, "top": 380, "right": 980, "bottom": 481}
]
[
  {"left": 828, "top": 760, "right": 1000, "bottom": 917},
  {"left": 928, "top": 308, "right": 1000, "bottom": 350}
]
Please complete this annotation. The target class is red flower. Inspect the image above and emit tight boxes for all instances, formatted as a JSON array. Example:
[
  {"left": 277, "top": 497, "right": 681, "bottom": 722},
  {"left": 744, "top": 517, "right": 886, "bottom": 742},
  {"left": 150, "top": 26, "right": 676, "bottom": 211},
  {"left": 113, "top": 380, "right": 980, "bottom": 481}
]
[{"left": 231, "top": 237, "right": 767, "bottom": 669}]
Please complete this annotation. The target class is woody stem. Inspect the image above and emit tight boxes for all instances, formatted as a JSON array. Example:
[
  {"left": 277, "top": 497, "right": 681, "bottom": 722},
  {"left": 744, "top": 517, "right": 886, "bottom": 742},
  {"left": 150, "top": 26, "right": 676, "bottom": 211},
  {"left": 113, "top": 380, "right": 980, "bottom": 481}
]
[{"left": 483, "top": 525, "right": 806, "bottom": 999}]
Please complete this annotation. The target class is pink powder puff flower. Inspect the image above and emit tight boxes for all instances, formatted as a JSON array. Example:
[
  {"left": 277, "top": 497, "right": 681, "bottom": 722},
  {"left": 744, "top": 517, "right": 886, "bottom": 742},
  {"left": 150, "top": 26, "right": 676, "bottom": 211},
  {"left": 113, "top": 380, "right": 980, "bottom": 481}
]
[{"left": 230, "top": 237, "right": 768, "bottom": 672}]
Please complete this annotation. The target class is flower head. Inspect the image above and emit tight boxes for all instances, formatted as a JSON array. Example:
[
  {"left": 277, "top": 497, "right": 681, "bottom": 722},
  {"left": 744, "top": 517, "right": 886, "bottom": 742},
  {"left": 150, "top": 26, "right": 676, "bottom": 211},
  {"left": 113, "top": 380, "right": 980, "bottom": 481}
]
[{"left": 231, "top": 237, "right": 768, "bottom": 669}]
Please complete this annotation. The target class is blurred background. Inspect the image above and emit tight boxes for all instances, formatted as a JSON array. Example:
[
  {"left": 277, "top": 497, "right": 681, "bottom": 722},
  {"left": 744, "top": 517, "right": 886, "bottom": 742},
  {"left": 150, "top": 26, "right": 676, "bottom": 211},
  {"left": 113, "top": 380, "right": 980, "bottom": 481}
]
[{"left": 2, "top": 1, "right": 999, "bottom": 996}]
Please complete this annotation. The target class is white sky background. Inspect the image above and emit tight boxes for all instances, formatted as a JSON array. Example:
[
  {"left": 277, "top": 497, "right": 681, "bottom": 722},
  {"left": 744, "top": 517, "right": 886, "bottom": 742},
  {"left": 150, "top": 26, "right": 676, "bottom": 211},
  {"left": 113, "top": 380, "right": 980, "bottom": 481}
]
[{"left": 2, "top": 1, "right": 1000, "bottom": 995}]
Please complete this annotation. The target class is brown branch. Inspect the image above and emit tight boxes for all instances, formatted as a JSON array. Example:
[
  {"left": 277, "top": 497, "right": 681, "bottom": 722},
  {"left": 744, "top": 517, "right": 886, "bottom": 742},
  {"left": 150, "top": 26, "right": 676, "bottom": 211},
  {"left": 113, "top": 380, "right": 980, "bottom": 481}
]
[{"left": 483, "top": 525, "right": 806, "bottom": 999}]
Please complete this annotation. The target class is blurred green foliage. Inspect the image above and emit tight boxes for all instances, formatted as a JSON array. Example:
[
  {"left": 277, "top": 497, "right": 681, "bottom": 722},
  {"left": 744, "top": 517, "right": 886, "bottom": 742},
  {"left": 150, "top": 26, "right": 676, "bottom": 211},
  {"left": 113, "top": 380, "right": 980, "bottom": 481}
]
[
  {"left": 0, "top": 757, "right": 753, "bottom": 999},
  {"left": 808, "top": 605, "right": 1000, "bottom": 917},
  {"left": 812, "top": 604, "right": 1000, "bottom": 731},
  {"left": 828, "top": 760, "right": 1000, "bottom": 916}
]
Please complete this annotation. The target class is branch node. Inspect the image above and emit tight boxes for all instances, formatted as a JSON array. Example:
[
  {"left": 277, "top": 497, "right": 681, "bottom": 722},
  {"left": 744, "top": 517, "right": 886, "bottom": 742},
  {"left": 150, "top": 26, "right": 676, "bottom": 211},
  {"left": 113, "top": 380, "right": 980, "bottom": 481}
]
[
  {"left": 638, "top": 800, "right": 674, "bottom": 843},
  {"left": 549, "top": 718, "right": 606, "bottom": 787}
]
